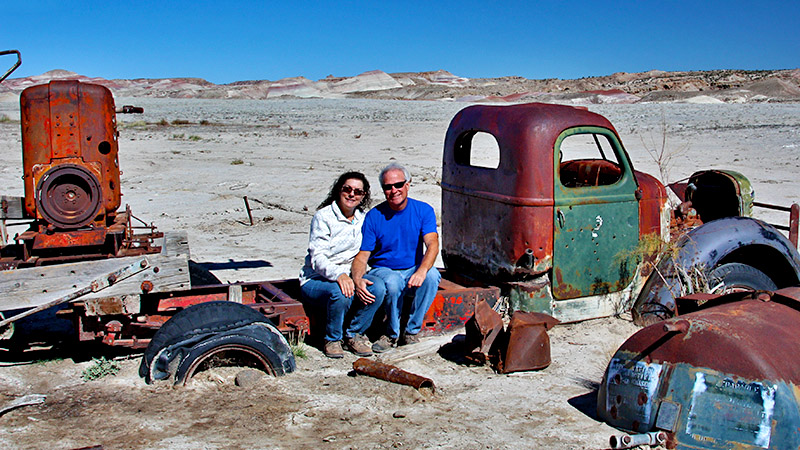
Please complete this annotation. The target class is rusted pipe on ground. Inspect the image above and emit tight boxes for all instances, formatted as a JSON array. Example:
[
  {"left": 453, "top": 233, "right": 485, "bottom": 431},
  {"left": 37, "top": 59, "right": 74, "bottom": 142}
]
[
  {"left": 352, "top": 358, "right": 435, "bottom": 392},
  {"left": 609, "top": 431, "right": 666, "bottom": 449}
]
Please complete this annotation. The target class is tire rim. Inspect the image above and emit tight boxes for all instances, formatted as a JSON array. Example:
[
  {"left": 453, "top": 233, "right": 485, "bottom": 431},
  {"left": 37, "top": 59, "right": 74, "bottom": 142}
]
[{"left": 180, "top": 344, "right": 276, "bottom": 385}]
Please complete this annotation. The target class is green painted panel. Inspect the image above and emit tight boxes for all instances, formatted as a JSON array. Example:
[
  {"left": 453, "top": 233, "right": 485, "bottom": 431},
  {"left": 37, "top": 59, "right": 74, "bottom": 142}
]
[
  {"left": 508, "top": 282, "right": 552, "bottom": 314},
  {"left": 719, "top": 169, "right": 754, "bottom": 216},
  {"left": 552, "top": 127, "right": 639, "bottom": 300}
]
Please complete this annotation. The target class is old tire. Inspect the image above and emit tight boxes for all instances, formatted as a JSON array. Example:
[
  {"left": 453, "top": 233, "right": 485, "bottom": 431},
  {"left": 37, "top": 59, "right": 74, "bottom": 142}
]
[
  {"left": 139, "top": 301, "right": 292, "bottom": 383},
  {"left": 708, "top": 263, "right": 777, "bottom": 294},
  {"left": 173, "top": 323, "right": 295, "bottom": 384}
]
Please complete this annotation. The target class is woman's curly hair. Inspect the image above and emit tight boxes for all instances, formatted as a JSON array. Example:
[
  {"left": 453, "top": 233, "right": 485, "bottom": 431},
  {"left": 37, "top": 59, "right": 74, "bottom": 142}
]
[{"left": 317, "top": 171, "right": 371, "bottom": 211}]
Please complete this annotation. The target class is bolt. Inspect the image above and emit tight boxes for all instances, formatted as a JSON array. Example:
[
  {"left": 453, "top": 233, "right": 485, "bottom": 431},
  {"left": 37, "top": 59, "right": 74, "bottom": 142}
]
[{"left": 107, "top": 274, "right": 117, "bottom": 285}]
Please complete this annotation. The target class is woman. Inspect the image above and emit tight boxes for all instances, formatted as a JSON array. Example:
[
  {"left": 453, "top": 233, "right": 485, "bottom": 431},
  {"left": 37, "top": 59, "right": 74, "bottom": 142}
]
[{"left": 299, "top": 171, "right": 386, "bottom": 358}]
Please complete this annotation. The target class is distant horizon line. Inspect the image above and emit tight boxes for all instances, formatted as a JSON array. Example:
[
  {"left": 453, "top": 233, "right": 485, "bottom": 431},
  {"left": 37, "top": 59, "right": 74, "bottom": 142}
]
[{"left": 10, "top": 66, "right": 799, "bottom": 85}]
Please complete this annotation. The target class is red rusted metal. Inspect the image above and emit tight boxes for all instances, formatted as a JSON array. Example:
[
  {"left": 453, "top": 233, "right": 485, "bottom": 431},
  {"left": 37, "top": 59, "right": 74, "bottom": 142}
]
[
  {"left": 419, "top": 271, "right": 500, "bottom": 335},
  {"left": 619, "top": 288, "right": 800, "bottom": 384},
  {"left": 464, "top": 299, "right": 504, "bottom": 364},
  {"left": 634, "top": 171, "right": 668, "bottom": 237},
  {"left": 499, "top": 311, "right": 559, "bottom": 373},
  {"left": 352, "top": 358, "right": 435, "bottom": 392},
  {"left": 30, "top": 228, "right": 107, "bottom": 249},
  {"left": 72, "top": 279, "right": 311, "bottom": 348},
  {"left": 21, "top": 81, "right": 121, "bottom": 228},
  {"left": 1, "top": 82, "right": 159, "bottom": 270},
  {"left": 753, "top": 201, "right": 800, "bottom": 249}
]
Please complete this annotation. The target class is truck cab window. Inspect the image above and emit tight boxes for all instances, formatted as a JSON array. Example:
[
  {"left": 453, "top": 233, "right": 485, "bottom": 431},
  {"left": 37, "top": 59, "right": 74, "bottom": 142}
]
[
  {"left": 454, "top": 131, "right": 500, "bottom": 169},
  {"left": 558, "top": 131, "right": 623, "bottom": 187}
]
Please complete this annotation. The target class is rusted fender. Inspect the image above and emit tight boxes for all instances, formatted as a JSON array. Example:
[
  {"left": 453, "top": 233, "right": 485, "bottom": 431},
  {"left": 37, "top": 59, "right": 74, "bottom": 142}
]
[
  {"left": 599, "top": 288, "right": 800, "bottom": 449},
  {"left": 352, "top": 358, "right": 435, "bottom": 392},
  {"left": 632, "top": 216, "right": 800, "bottom": 325}
]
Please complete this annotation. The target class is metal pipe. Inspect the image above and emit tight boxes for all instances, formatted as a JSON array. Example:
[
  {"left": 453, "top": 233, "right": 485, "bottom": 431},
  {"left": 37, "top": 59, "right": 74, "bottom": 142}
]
[
  {"left": 609, "top": 431, "right": 666, "bottom": 449},
  {"left": 791, "top": 203, "right": 799, "bottom": 249},
  {"left": 244, "top": 196, "right": 254, "bottom": 226},
  {"left": 352, "top": 358, "right": 435, "bottom": 392}
]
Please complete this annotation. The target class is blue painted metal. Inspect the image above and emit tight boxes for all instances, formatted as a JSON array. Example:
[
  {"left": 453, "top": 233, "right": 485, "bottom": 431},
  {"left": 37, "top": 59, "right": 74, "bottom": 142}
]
[{"left": 600, "top": 288, "right": 800, "bottom": 449}]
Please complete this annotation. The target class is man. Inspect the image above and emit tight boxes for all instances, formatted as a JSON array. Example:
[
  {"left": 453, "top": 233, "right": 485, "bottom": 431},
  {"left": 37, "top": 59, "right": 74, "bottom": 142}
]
[{"left": 352, "top": 162, "right": 441, "bottom": 352}]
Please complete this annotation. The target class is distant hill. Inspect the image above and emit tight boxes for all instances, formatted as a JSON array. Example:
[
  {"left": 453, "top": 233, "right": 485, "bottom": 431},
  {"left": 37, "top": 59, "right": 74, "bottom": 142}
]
[{"left": 2, "top": 68, "right": 799, "bottom": 104}]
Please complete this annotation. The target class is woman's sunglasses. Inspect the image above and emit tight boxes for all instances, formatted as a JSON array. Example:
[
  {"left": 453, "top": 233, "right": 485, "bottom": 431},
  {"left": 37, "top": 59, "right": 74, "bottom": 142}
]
[{"left": 341, "top": 185, "right": 366, "bottom": 196}]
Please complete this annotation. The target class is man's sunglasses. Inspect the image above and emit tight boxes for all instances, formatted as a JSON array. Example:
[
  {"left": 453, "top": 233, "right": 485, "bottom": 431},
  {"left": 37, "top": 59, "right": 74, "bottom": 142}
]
[
  {"left": 381, "top": 180, "right": 407, "bottom": 191},
  {"left": 341, "top": 185, "right": 366, "bottom": 196}
]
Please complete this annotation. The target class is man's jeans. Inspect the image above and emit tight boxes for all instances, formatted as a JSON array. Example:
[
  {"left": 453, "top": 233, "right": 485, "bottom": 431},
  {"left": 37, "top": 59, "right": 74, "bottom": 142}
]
[
  {"left": 368, "top": 266, "right": 441, "bottom": 339},
  {"left": 301, "top": 274, "right": 385, "bottom": 342}
]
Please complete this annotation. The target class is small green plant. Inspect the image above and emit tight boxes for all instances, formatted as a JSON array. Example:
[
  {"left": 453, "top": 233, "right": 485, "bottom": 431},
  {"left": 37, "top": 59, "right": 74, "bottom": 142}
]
[
  {"left": 171, "top": 133, "right": 185, "bottom": 139},
  {"left": 33, "top": 357, "right": 63, "bottom": 366},
  {"left": 158, "top": 118, "right": 169, "bottom": 126},
  {"left": 188, "top": 135, "right": 202, "bottom": 141},
  {"left": 81, "top": 357, "right": 120, "bottom": 381},
  {"left": 230, "top": 158, "right": 244, "bottom": 165},
  {"left": 0, "top": 114, "right": 12, "bottom": 123},
  {"left": 291, "top": 343, "right": 309, "bottom": 359},
  {"left": 125, "top": 120, "right": 147, "bottom": 129}
]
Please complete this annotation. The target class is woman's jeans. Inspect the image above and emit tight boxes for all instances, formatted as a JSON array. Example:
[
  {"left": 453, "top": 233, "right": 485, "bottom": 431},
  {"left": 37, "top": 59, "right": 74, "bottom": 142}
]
[
  {"left": 367, "top": 266, "right": 441, "bottom": 339},
  {"left": 301, "top": 274, "right": 385, "bottom": 342}
]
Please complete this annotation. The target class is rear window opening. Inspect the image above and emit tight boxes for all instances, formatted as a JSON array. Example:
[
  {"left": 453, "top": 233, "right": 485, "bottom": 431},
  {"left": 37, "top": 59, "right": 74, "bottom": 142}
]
[{"left": 454, "top": 131, "right": 500, "bottom": 169}]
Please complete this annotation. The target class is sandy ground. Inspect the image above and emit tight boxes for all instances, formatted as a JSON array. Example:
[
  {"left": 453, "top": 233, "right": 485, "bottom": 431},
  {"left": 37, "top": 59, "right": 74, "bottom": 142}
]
[{"left": 0, "top": 98, "right": 798, "bottom": 449}]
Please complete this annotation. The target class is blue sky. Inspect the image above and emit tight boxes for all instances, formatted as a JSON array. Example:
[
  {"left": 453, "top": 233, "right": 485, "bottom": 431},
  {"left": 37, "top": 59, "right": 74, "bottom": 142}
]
[{"left": 5, "top": 1, "right": 799, "bottom": 84}]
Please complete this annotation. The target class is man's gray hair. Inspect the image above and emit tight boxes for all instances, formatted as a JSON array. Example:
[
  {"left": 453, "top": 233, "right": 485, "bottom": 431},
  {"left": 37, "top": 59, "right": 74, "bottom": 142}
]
[{"left": 379, "top": 162, "right": 411, "bottom": 186}]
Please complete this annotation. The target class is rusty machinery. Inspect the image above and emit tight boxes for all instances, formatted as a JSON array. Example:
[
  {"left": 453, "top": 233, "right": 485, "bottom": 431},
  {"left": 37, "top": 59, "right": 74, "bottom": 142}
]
[{"left": 1, "top": 78, "right": 158, "bottom": 268}]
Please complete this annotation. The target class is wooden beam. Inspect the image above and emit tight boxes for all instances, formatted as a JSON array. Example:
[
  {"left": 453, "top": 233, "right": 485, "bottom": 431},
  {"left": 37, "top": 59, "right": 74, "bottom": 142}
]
[{"left": 0, "top": 231, "right": 190, "bottom": 311}]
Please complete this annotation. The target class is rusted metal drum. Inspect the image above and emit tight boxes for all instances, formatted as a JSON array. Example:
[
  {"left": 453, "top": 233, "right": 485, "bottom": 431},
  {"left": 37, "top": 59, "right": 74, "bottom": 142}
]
[{"left": 598, "top": 288, "right": 800, "bottom": 449}]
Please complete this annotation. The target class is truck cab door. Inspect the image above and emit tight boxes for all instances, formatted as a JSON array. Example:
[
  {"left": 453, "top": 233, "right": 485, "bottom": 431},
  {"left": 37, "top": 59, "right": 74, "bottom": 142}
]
[{"left": 552, "top": 127, "right": 639, "bottom": 299}]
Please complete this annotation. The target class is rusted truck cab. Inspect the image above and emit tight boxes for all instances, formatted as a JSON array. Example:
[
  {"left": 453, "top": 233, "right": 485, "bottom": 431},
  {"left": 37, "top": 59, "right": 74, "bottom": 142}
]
[{"left": 441, "top": 102, "right": 800, "bottom": 323}]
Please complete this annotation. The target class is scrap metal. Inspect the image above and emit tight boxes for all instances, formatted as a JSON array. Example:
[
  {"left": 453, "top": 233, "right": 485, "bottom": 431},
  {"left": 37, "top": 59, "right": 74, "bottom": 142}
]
[
  {"left": 352, "top": 358, "right": 435, "bottom": 392},
  {"left": 599, "top": 287, "right": 800, "bottom": 449}
]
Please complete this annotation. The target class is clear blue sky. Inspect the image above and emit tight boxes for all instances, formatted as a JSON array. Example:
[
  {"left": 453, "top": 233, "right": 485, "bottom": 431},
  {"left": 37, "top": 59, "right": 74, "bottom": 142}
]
[{"left": 5, "top": 0, "right": 799, "bottom": 84}]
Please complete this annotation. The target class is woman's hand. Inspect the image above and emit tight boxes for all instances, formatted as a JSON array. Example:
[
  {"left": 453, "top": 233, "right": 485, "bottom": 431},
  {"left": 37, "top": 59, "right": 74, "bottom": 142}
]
[{"left": 337, "top": 273, "right": 355, "bottom": 298}]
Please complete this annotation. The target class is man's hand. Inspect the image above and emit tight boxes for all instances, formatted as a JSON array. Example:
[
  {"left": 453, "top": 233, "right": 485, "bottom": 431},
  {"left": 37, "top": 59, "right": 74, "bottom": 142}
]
[
  {"left": 354, "top": 277, "right": 375, "bottom": 304},
  {"left": 337, "top": 273, "right": 355, "bottom": 298},
  {"left": 408, "top": 231, "right": 439, "bottom": 288},
  {"left": 408, "top": 269, "right": 427, "bottom": 288}
]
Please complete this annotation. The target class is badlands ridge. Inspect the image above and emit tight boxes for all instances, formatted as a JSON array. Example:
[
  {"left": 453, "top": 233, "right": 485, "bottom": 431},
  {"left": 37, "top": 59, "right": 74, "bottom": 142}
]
[{"left": 2, "top": 68, "right": 799, "bottom": 104}]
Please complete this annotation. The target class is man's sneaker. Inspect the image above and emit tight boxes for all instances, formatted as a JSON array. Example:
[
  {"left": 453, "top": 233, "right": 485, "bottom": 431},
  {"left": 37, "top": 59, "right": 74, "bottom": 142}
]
[
  {"left": 402, "top": 332, "right": 420, "bottom": 346},
  {"left": 345, "top": 334, "right": 373, "bottom": 357},
  {"left": 324, "top": 340, "right": 344, "bottom": 359},
  {"left": 372, "top": 335, "right": 396, "bottom": 353}
]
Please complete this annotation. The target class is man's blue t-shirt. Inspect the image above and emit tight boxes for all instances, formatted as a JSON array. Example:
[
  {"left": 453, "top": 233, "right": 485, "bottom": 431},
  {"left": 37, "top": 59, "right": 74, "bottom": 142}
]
[{"left": 360, "top": 198, "right": 437, "bottom": 269}]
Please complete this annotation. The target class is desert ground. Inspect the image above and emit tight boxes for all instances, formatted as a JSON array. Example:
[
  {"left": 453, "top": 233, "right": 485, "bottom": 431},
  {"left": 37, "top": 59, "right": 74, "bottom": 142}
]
[{"left": 0, "top": 97, "right": 798, "bottom": 449}]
